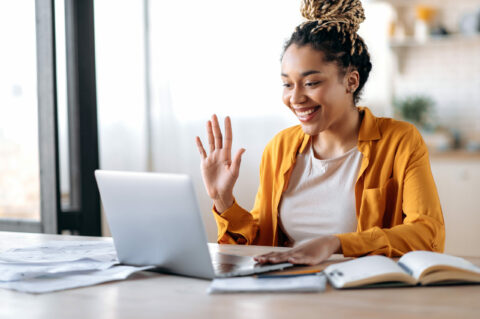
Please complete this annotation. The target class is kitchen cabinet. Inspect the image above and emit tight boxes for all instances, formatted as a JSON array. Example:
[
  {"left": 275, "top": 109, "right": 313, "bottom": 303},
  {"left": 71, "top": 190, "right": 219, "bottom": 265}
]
[{"left": 430, "top": 154, "right": 480, "bottom": 256}]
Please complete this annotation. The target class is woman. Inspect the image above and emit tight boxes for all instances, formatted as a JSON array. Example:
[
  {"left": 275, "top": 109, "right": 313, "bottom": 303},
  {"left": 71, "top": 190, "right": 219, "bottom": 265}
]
[{"left": 195, "top": 0, "right": 445, "bottom": 265}]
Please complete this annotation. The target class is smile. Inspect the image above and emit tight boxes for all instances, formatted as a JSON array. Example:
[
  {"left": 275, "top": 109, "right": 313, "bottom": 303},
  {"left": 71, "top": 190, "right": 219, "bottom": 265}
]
[{"left": 293, "top": 106, "right": 320, "bottom": 122}]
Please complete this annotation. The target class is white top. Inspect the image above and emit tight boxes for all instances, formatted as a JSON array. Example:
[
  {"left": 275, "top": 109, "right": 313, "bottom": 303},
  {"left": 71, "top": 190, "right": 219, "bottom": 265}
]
[{"left": 278, "top": 141, "right": 362, "bottom": 247}]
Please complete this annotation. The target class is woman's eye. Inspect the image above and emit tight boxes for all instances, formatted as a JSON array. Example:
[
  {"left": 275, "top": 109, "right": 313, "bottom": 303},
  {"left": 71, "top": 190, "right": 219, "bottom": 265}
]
[
  {"left": 282, "top": 83, "right": 292, "bottom": 88},
  {"left": 305, "top": 81, "right": 321, "bottom": 87}
]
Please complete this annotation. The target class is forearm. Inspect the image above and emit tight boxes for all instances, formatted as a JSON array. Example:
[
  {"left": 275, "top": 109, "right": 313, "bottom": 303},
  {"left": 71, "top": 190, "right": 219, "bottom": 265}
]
[
  {"left": 213, "top": 195, "right": 235, "bottom": 213},
  {"left": 336, "top": 216, "right": 445, "bottom": 257}
]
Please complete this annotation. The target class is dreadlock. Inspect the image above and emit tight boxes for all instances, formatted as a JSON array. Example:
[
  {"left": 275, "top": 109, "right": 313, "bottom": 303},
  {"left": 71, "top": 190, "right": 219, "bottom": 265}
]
[{"left": 284, "top": 0, "right": 372, "bottom": 104}]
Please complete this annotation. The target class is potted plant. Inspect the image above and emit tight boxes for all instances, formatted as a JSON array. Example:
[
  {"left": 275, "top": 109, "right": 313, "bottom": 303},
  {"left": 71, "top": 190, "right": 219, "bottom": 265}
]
[
  {"left": 393, "top": 95, "right": 453, "bottom": 151},
  {"left": 393, "top": 95, "right": 434, "bottom": 130}
]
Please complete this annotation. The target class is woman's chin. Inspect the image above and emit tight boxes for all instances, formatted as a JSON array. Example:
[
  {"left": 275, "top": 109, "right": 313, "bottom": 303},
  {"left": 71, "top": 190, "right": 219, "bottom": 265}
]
[{"left": 300, "top": 123, "right": 322, "bottom": 136}]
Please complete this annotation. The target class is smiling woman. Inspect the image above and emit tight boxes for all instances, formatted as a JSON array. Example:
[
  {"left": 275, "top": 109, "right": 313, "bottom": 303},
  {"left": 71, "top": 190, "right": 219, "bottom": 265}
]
[
  {"left": 280, "top": 45, "right": 361, "bottom": 157},
  {"left": 195, "top": 0, "right": 445, "bottom": 266}
]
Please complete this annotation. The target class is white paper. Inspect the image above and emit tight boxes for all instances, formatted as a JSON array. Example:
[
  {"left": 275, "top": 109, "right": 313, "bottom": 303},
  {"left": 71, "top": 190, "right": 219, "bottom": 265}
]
[
  {"left": 0, "top": 240, "right": 154, "bottom": 294},
  {"left": 0, "top": 265, "right": 153, "bottom": 293},
  {"left": 0, "top": 259, "right": 118, "bottom": 281},
  {"left": 0, "top": 240, "right": 117, "bottom": 264},
  {"left": 207, "top": 274, "right": 326, "bottom": 293},
  {"left": 0, "top": 240, "right": 119, "bottom": 281}
]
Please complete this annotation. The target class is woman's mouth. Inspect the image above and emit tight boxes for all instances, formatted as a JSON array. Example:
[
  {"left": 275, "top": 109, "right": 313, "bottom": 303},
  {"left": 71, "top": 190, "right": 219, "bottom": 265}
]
[{"left": 294, "top": 106, "right": 320, "bottom": 123}]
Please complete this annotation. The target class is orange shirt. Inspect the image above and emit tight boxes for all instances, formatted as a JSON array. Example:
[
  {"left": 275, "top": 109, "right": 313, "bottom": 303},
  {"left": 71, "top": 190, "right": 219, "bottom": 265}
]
[{"left": 212, "top": 107, "right": 445, "bottom": 257}]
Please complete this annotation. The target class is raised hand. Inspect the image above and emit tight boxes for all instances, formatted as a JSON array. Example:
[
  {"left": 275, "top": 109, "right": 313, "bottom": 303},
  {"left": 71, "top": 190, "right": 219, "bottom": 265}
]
[{"left": 195, "top": 115, "right": 245, "bottom": 213}]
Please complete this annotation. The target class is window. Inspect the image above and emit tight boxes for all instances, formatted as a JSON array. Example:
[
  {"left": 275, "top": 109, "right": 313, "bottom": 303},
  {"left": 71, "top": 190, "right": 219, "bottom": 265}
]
[
  {"left": 0, "top": 0, "right": 101, "bottom": 235},
  {"left": 0, "top": 2, "right": 41, "bottom": 223}
]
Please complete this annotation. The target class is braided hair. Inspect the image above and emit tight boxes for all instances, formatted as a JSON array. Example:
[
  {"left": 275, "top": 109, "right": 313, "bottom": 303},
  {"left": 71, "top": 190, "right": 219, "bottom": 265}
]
[{"left": 284, "top": 0, "right": 372, "bottom": 104}]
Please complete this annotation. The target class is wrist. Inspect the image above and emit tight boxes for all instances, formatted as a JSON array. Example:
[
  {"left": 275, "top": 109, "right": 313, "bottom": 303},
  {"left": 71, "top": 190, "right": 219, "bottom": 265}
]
[
  {"left": 213, "top": 196, "right": 234, "bottom": 213},
  {"left": 331, "top": 235, "right": 342, "bottom": 254}
]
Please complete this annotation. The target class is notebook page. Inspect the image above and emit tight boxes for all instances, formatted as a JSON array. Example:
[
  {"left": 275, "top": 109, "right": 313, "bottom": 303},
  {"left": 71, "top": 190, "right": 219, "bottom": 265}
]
[
  {"left": 398, "top": 251, "right": 480, "bottom": 281},
  {"left": 324, "top": 256, "right": 409, "bottom": 288}
]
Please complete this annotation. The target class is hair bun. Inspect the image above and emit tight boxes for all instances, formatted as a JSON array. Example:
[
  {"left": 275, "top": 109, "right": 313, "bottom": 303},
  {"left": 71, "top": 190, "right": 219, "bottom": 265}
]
[{"left": 300, "top": 0, "right": 365, "bottom": 34}]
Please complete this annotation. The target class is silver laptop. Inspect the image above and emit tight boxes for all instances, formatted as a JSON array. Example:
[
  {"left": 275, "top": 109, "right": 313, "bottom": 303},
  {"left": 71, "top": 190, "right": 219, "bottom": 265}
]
[{"left": 95, "top": 170, "right": 292, "bottom": 279}]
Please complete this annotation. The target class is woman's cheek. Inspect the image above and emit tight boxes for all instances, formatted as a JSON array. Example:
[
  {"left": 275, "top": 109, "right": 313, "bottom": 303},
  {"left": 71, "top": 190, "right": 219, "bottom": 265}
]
[{"left": 282, "top": 92, "right": 291, "bottom": 107}]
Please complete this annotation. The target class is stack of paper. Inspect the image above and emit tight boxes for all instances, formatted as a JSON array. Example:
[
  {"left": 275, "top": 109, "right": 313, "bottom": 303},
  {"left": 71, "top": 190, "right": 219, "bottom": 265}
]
[
  {"left": 0, "top": 240, "right": 152, "bottom": 293},
  {"left": 207, "top": 274, "right": 327, "bottom": 294}
]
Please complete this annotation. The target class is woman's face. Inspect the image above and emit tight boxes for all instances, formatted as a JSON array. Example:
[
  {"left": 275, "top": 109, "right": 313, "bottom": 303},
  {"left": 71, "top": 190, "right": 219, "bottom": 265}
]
[{"left": 281, "top": 44, "right": 357, "bottom": 136}]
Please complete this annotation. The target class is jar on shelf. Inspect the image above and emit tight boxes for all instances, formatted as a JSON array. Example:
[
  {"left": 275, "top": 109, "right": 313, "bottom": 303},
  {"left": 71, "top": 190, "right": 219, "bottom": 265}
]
[{"left": 415, "top": 5, "right": 436, "bottom": 42}]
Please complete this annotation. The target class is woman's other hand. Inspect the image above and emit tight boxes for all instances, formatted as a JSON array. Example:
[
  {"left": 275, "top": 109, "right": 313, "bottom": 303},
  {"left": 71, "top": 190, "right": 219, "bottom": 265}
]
[
  {"left": 195, "top": 115, "right": 245, "bottom": 213},
  {"left": 253, "top": 235, "right": 342, "bottom": 266}
]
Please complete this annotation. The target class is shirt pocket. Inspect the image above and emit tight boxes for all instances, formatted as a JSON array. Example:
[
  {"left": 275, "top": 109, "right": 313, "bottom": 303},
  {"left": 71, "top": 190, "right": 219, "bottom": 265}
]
[{"left": 358, "top": 178, "right": 397, "bottom": 230}]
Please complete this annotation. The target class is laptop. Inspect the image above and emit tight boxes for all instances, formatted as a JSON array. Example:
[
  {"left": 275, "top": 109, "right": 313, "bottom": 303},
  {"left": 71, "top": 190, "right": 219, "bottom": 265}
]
[{"left": 94, "top": 170, "right": 293, "bottom": 279}]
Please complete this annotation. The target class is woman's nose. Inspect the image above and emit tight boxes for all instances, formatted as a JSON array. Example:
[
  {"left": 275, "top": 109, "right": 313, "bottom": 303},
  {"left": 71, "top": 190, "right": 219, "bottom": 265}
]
[{"left": 290, "top": 87, "right": 307, "bottom": 104}]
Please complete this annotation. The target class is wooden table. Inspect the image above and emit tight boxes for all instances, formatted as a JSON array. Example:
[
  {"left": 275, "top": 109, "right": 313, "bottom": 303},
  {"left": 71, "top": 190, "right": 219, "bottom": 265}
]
[{"left": 0, "top": 231, "right": 479, "bottom": 319}]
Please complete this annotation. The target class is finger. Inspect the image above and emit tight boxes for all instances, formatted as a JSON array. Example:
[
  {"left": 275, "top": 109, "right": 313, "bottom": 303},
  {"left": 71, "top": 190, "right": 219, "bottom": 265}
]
[
  {"left": 287, "top": 254, "right": 308, "bottom": 265},
  {"left": 256, "top": 251, "right": 286, "bottom": 263},
  {"left": 288, "top": 249, "right": 323, "bottom": 265},
  {"left": 195, "top": 136, "right": 207, "bottom": 159},
  {"left": 253, "top": 251, "right": 277, "bottom": 263},
  {"left": 211, "top": 114, "right": 223, "bottom": 149},
  {"left": 254, "top": 251, "right": 277, "bottom": 259},
  {"left": 224, "top": 116, "right": 232, "bottom": 162},
  {"left": 266, "top": 252, "right": 290, "bottom": 264},
  {"left": 288, "top": 256, "right": 315, "bottom": 266},
  {"left": 288, "top": 257, "right": 307, "bottom": 265},
  {"left": 206, "top": 120, "right": 215, "bottom": 154},
  {"left": 230, "top": 148, "right": 245, "bottom": 177}
]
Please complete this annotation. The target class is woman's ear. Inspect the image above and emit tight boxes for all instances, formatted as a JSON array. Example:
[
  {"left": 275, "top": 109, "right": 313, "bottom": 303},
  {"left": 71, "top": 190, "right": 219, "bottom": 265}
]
[{"left": 345, "top": 69, "right": 360, "bottom": 94}]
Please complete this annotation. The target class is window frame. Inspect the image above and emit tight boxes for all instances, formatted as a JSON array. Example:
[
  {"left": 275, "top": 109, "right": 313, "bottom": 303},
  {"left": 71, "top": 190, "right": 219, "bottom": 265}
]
[
  {"left": 0, "top": 0, "right": 101, "bottom": 235},
  {"left": 0, "top": 0, "right": 58, "bottom": 233}
]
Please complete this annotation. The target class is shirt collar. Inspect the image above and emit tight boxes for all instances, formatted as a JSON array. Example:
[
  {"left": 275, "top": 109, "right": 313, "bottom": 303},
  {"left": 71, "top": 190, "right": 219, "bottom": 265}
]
[
  {"left": 298, "top": 133, "right": 311, "bottom": 154},
  {"left": 357, "top": 106, "right": 381, "bottom": 141}
]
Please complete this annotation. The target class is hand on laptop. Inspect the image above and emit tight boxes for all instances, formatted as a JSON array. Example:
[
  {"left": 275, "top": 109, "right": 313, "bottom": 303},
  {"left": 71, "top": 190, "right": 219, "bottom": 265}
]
[
  {"left": 195, "top": 114, "right": 245, "bottom": 213},
  {"left": 253, "top": 235, "right": 342, "bottom": 266}
]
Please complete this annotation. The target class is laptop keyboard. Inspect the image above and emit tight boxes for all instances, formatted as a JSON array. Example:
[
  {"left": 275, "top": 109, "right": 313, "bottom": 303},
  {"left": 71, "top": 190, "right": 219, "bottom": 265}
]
[{"left": 211, "top": 252, "right": 293, "bottom": 277}]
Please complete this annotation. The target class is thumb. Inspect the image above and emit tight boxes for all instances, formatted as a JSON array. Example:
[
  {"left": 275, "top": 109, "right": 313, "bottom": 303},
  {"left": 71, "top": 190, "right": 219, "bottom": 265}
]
[{"left": 230, "top": 148, "right": 245, "bottom": 177}]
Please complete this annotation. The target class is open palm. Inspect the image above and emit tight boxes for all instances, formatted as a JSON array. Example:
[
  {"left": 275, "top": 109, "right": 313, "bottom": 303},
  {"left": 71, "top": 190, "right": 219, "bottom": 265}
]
[{"left": 195, "top": 115, "right": 245, "bottom": 212}]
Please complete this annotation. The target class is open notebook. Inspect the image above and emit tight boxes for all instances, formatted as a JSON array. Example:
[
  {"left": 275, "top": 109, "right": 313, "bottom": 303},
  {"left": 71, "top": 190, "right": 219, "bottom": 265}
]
[{"left": 324, "top": 251, "right": 480, "bottom": 289}]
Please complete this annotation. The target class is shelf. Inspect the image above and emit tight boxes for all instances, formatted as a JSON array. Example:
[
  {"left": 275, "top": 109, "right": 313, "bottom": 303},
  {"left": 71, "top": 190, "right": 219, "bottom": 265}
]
[
  {"left": 389, "top": 33, "right": 480, "bottom": 49},
  {"left": 371, "top": 0, "right": 450, "bottom": 7},
  {"left": 430, "top": 150, "right": 480, "bottom": 161}
]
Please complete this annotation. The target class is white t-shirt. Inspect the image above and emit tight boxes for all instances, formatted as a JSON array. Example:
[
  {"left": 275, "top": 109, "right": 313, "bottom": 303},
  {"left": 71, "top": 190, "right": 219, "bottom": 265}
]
[{"left": 278, "top": 141, "right": 362, "bottom": 247}]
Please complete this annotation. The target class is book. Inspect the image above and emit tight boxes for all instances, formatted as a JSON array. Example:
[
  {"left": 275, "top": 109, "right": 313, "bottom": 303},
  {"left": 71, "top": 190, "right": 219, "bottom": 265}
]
[{"left": 324, "top": 251, "right": 480, "bottom": 289}]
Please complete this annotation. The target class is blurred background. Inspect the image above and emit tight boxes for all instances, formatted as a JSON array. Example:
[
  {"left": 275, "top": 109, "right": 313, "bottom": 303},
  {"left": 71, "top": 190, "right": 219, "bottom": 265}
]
[{"left": 1, "top": 0, "right": 479, "bottom": 255}]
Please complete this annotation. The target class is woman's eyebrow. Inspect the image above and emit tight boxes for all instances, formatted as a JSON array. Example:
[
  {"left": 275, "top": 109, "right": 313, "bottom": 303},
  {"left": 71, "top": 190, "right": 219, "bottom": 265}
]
[
  {"left": 301, "top": 70, "right": 322, "bottom": 76},
  {"left": 281, "top": 70, "right": 322, "bottom": 77}
]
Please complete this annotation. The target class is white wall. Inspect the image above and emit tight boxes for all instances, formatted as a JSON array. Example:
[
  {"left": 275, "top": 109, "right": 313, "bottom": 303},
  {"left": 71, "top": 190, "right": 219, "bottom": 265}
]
[
  {"left": 95, "top": 0, "right": 148, "bottom": 172},
  {"left": 94, "top": 0, "right": 148, "bottom": 236},
  {"left": 147, "top": 0, "right": 301, "bottom": 241}
]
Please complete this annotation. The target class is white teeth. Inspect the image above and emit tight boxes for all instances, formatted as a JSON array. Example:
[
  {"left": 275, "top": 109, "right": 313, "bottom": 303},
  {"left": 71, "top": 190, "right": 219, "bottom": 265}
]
[{"left": 295, "top": 108, "right": 317, "bottom": 116}]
